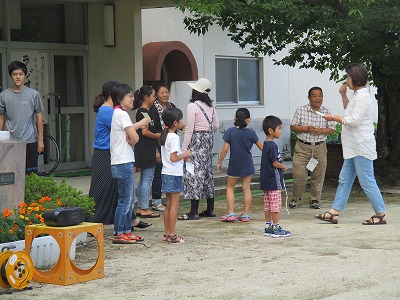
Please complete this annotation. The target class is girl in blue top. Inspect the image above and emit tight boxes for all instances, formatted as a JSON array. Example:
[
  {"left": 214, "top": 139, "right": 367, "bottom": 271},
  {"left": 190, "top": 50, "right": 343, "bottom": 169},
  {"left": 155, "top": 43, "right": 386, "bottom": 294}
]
[{"left": 217, "top": 108, "right": 263, "bottom": 222}]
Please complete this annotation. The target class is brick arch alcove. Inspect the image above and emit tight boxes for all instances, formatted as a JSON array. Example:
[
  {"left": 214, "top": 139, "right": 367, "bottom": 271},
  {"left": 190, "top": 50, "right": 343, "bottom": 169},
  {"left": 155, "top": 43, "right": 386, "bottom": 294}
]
[{"left": 143, "top": 41, "right": 198, "bottom": 87}]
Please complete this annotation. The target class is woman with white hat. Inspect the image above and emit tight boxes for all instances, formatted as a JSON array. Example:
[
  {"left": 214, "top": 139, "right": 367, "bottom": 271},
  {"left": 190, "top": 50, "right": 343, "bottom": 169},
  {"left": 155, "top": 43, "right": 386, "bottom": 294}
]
[{"left": 179, "top": 78, "right": 219, "bottom": 220}]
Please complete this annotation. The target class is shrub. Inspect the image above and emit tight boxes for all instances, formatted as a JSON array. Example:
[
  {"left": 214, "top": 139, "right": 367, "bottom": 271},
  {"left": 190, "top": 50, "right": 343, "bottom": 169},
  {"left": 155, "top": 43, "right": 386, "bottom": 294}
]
[
  {"left": 0, "top": 174, "right": 95, "bottom": 243},
  {"left": 326, "top": 123, "right": 342, "bottom": 143}
]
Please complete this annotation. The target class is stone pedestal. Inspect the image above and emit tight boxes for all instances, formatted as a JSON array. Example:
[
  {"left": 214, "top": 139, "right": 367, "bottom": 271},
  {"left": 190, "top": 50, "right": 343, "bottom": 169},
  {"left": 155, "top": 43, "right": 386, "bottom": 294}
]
[{"left": 0, "top": 141, "right": 26, "bottom": 212}]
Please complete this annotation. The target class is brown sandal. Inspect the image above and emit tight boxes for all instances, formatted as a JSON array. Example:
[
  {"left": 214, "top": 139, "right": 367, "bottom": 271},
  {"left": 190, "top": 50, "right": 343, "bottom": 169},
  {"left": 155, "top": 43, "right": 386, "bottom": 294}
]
[
  {"left": 315, "top": 211, "right": 339, "bottom": 224},
  {"left": 166, "top": 235, "right": 187, "bottom": 244},
  {"left": 362, "top": 214, "right": 386, "bottom": 225}
]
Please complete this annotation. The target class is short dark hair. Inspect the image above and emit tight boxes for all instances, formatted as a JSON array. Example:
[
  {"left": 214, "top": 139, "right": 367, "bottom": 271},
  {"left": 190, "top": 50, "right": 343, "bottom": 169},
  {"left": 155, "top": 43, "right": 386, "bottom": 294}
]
[
  {"left": 155, "top": 83, "right": 169, "bottom": 94},
  {"left": 8, "top": 61, "right": 27, "bottom": 76},
  {"left": 345, "top": 63, "right": 368, "bottom": 87},
  {"left": 262, "top": 115, "right": 282, "bottom": 135},
  {"left": 308, "top": 86, "right": 323, "bottom": 97},
  {"left": 111, "top": 83, "right": 133, "bottom": 107}
]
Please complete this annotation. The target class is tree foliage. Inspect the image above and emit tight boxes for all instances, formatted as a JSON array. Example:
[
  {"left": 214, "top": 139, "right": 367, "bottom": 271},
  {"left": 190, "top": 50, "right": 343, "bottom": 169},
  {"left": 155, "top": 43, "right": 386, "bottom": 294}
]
[{"left": 174, "top": 0, "right": 400, "bottom": 166}]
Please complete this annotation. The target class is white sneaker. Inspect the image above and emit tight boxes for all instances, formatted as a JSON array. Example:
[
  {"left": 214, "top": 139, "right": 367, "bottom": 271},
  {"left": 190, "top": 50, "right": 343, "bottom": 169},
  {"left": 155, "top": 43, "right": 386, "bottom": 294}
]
[{"left": 152, "top": 204, "right": 165, "bottom": 212}]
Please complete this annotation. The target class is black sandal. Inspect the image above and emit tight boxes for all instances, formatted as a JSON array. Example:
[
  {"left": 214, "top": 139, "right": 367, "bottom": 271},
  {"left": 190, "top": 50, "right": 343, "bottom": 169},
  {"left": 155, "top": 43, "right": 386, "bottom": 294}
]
[
  {"left": 309, "top": 200, "right": 320, "bottom": 209},
  {"left": 198, "top": 210, "right": 216, "bottom": 217},
  {"left": 289, "top": 200, "right": 297, "bottom": 208},
  {"left": 362, "top": 214, "right": 386, "bottom": 225},
  {"left": 132, "top": 220, "right": 152, "bottom": 230},
  {"left": 315, "top": 211, "right": 339, "bottom": 224},
  {"left": 178, "top": 213, "right": 199, "bottom": 220}
]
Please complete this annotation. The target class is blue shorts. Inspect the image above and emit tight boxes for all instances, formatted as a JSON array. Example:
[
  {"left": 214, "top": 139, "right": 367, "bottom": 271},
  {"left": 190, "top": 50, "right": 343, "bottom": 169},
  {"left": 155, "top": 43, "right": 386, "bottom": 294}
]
[{"left": 161, "top": 174, "right": 183, "bottom": 193}]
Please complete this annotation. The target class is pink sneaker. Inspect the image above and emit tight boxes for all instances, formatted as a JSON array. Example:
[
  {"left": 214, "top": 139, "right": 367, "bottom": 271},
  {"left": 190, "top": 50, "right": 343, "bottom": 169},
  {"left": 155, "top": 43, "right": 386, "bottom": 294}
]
[
  {"left": 237, "top": 214, "right": 250, "bottom": 222},
  {"left": 221, "top": 213, "right": 236, "bottom": 222}
]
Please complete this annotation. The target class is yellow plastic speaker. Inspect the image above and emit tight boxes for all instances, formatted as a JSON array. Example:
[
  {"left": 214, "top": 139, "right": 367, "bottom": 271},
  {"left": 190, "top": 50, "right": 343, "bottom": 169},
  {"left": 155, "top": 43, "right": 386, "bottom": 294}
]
[{"left": 0, "top": 249, "right": 34, "bottom": 289}]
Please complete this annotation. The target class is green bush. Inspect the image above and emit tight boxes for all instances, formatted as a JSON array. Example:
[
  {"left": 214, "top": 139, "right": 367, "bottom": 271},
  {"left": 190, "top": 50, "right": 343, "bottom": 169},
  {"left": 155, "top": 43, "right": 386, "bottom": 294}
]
[
  {"left": 1, "top": 174, "right": 95, "bottom": 243},
  {"left": 327, "top": 123, "right": 342, "bottom": 143},
  {"left": 25, "top": 174, "right": 95, "bottom": 216}
]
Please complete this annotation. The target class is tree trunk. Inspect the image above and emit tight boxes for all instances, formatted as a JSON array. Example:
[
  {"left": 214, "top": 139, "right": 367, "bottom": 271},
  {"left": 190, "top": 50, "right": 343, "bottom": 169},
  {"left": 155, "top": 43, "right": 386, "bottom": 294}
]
[
  {"left": 375, "top": 85, "right": 400, "bottom": 167},
  {"left": 371, "top": 60, "right": 400, "bottom": 169}
]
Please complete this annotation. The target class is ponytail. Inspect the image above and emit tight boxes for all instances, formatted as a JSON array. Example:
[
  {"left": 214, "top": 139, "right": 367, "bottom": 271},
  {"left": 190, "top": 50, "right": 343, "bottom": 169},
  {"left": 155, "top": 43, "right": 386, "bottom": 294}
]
[
  {"left": 234, "top": 108, "right": 250, "bottom": 128},
  {"left": 133, "top": 85, "right": 155, "bottom": 110},
  {"left": 93, "top": 94, "right": 106, "bottom": 112},
  {"left": 133, "top": 90, "right": 142, "bottom": 110},
  {"left": 158, "top": 127, "right": 169, "bottom": 146}
]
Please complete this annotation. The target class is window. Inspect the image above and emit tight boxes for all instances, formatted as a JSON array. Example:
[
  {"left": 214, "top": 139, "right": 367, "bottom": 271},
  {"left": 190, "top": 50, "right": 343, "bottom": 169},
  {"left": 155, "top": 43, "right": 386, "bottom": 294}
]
[
  {"left": 215, "top": 57, "right": 260, "bottom": 104},
  {"left": 9, "top": 1, "right": 87, "bottom": 44}
]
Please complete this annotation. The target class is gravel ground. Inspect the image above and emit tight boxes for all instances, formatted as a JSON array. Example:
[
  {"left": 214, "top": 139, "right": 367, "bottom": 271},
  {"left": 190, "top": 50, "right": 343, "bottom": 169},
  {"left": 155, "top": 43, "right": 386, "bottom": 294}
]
[{"left": 2, "top": 181, "right": 400, "bottom": 300}]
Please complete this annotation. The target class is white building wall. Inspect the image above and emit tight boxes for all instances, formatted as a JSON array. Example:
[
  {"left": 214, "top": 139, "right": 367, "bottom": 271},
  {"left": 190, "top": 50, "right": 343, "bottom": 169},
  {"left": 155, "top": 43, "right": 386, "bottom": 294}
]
[{"left": 142, "top": 7, "right": 378, "bottom": 162}]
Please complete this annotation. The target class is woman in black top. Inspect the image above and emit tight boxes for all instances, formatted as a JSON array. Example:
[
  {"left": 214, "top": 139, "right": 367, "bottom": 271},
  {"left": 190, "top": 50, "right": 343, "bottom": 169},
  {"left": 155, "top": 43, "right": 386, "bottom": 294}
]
[{"left": 134, "top": 85, "right": 161, "bottom": 218}]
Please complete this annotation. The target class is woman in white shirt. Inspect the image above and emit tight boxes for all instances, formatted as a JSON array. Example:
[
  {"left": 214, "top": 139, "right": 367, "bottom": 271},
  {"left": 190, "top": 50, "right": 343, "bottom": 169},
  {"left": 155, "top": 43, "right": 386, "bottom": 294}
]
[
  {"left": 110, "top": 83, "right": 149, "bottom": 244},
  {"left": 315, "top": 63, "right": 387, "bottom": 225}
]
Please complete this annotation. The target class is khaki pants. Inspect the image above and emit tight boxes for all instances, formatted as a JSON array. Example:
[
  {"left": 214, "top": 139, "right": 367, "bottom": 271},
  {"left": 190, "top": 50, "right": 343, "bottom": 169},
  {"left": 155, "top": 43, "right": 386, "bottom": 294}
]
[{"left": 292, "top": 141, "right": 327, "bottom": 202}]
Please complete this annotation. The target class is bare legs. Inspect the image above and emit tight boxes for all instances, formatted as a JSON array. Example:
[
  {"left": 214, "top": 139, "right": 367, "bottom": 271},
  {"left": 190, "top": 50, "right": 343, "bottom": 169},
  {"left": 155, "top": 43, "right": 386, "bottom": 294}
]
[
  {"left": 225, "top": 175, "right": 252, "bottom": 215},
  {"left": 264, "top": 212, "right": 280, "bottom": 224},
  {"left": 164, "top": 192, "right": 180, "bottom": 238}
]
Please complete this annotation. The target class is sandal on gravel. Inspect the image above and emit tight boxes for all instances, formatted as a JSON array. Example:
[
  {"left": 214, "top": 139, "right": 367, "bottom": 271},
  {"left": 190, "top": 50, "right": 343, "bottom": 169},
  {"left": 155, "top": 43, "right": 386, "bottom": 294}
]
[
  {"left": 112, "top": 234, "right": 138, "bottom": 244},
  {"left": 178, "top": 213, "right": 199, "bottom": 220},
  {"left": 132, "top": 220, "right": 152, "bottom": 229},
  {"left": 140, "top": 212, "right": 160, "bottom": 218},
  {"left": 198, "top": 210, "right": 216, "bottom": 217},
  {"left": 237, "top": 214, "right": 250, "bottom": 222},
  {"left": 221, "top": 213, "right": 236, "bottom": 222},
  {"left": 125, "top": 232, "right": 144, "bottom": 242},
  {"left": 362, "top": 214, "right": 386, "bottom": 225},
  {"left": 309, "top": 200, "right": 320, "bottom": 209},
  {"left": 315, "top": 212, "right": 339, "bottom": 224},
  {"left": 289, "top": 199, "right": 298, "bottom": 208},
  {"left": 167, "top": 235, "right": 187, "bottom": 244},
  {"left": 162, "top": 234, "right": 168, "bottom": 242}
]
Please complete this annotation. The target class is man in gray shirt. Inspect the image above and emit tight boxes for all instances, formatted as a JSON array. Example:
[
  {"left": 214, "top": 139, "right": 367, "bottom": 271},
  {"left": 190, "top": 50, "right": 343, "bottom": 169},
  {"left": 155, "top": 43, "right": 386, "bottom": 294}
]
[{"left": 0, "top": 61, "right": 44, "bottom": 174}]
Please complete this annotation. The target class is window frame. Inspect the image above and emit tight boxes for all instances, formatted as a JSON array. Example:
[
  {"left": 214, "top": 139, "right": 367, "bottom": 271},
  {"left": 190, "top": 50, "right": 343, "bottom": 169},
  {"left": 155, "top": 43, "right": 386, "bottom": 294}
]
[{"left": 215, "top": 56, "right": 262, "bottom": 106}]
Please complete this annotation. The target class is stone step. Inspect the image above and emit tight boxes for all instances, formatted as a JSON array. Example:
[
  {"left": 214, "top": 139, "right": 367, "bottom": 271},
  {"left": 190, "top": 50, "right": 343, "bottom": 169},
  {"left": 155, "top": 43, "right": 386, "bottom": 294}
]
[{"left": 184, "top": 161, "right": 293, "bottom": 199}]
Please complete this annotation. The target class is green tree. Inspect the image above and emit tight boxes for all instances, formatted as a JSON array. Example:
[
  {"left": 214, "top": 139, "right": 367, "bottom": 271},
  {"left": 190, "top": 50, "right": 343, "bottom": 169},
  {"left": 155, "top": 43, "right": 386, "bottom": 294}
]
[{"left": 174, "top": 0, "right": 400, "bottom": 168}]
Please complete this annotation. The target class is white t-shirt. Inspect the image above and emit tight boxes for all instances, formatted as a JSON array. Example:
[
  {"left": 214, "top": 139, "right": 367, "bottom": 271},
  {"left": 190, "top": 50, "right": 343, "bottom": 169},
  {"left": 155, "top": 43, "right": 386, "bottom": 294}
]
[
  {"left": 161, "top": 132, "right": 184, "bottom": 176},
  {"left": 110, "top": 108, "right": 135, "bottom": 165}
]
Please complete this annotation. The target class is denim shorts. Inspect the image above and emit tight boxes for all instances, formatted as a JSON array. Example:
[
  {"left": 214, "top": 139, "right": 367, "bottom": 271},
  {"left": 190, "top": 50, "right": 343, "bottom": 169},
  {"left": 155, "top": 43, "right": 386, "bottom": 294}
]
[{"left": 161, "top": 174, "right": 183, "bottom": 193}]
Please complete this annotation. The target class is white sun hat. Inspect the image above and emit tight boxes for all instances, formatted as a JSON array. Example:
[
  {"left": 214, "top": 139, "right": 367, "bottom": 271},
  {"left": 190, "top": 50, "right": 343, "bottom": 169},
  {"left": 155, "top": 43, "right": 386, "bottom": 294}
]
[{"left": 187, "top": 78, "right": 212, "bottom": 94}]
